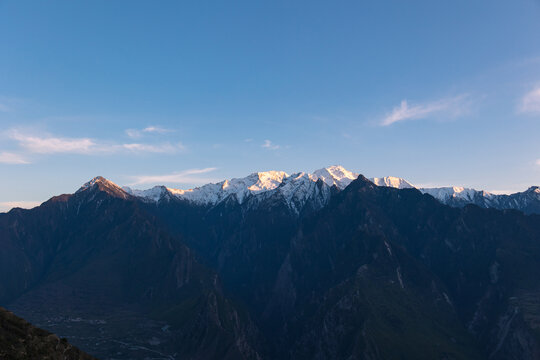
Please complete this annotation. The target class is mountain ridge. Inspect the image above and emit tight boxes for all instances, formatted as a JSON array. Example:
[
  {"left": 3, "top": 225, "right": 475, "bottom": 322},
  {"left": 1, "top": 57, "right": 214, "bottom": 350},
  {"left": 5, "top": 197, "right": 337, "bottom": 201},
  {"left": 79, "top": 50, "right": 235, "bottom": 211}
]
[
  {"left": 3, "top": 166, "right": 538, "bottom": 215},
  {"left": 2, "top": 172, "right": 540, "bottom": 358}
]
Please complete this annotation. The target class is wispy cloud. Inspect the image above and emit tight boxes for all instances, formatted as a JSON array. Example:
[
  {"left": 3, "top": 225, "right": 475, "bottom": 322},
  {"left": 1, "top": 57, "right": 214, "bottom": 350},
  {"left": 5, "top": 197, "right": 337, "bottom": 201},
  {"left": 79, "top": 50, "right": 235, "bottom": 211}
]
[
  {"left": 381, "top": 95, "right": 469, "bottom": 126},
  {"left": 127, "top": 168, "right": 218, "bottom": 186},
  {"left": 0, "top": 201, "right": 41, "bottom": 212},
  {"left": 0, "top": 152, "right": 30, "bottom": 164},
  {"left": 519, "top": 87, "right": 540, "bottom": 114},
  {"left": 262, "top": 139, "right": 280, "bottom": 150},
  {"left": 536, "top": 159, "right": 540, "bottom": 166},
  {"left": 7, "top": 129, "right": 185, "bottom": 156},
  {"left": 126, "top": 126, "right": 174, "bottom": 139},
  {"left": 122, "top": 142, "right": 185, "bottom": 153},
  {"left": 9, "top": 131, "right": 97, "bottom": 154}
]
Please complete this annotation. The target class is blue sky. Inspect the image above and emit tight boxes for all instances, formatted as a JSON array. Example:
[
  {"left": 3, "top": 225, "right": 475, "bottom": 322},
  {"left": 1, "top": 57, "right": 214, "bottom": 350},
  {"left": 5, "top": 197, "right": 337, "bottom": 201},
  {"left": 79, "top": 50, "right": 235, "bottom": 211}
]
[{"left": 1, "top": 0, "right": 540, "bottom": 211}]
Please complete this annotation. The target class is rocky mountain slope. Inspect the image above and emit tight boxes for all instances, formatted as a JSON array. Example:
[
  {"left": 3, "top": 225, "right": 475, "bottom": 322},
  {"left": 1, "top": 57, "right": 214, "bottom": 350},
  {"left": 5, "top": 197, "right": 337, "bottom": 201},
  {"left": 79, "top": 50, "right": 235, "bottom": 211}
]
[{"left": 1, "top": 170, "right": 540, "bottom": 359}]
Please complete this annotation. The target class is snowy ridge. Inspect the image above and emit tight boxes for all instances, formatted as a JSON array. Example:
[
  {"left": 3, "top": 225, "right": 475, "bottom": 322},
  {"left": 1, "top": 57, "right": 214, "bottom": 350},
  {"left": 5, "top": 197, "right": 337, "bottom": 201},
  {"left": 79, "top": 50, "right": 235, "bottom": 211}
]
[
  {"left": 369, "top": 176, "right": 540, "bottom": 214},
  {"left": 367, "top": 176, "right": 489, "bottom": 201},
  {"left": 242, "top": 171, "right": 335, "bottom": 214},
  {"left": 82, "top": 168, "right": 540, "bottom": 215},
  {"left": 370, "top": 176, "right": 414, "bottom": 189},
  {"left": 167, "top": 170, "right": 289, "bottom": 205},
  {"left": 122, "top": 185, "right": 169, "bottom": 202},
  {"left": 124, "top": 165, "right": 357, "bottom": 212},
  {"left": 419, "top": 186, "right": 488, "bottom": 202}
]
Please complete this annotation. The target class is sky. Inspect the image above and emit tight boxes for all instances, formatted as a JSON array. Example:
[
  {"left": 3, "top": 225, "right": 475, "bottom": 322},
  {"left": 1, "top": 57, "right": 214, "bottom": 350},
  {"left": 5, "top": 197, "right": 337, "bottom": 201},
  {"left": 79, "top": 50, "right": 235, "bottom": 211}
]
[{"left": 1, "top": 0, "right": 540, "bottom": 211}]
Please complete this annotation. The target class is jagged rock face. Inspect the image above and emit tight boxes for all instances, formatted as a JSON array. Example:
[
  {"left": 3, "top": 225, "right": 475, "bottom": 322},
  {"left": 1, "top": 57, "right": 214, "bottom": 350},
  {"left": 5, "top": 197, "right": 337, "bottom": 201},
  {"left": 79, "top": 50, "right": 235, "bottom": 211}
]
[
  {"left": 0, "top": 307, "right": 95, "bottom": 360},
  {"left": 1, "top": 175, "right": 540, "bottom": 359}
]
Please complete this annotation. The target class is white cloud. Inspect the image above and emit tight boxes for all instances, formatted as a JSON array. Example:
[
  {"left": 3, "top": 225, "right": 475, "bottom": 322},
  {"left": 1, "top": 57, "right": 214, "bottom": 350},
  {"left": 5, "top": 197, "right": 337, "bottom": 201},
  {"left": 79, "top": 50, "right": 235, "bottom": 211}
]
[
  {"left": 536, "top": 159, "right": 540, "bottom": 166},
  {"left": 143, "top": 126, "right": 171, "bottom": 134},
  {"left": 127, "top": 168, "right": 218, "bottom": 186},
  {"left": 0, "top": 201, "right": 41, "bottom": 212},
  {"left": 125, "top": 129, "right": 142, "bottom": 138},
  {"left": 7, "top": 130, "right": 185, "bottom": 156},
  {"left": 519, "top": 87, "right": 540, "bottom": 114},
  {"left": 122, "top": 142, "right": 185, "bottom": 153},
  {"left": 126, "top": 126, "right": 173, "bottom": 138},
  {"left": 262, "top": 139, "right": 280, "bottom": 150},
  {"left": 0, "top": 152, "right": 29, "bottom": 164},
  {"left": 381, "top": 95, "right": 469, "bottom": 126},
  {"left": 9, "top": 131, "right": 97, "bottom": 154}
]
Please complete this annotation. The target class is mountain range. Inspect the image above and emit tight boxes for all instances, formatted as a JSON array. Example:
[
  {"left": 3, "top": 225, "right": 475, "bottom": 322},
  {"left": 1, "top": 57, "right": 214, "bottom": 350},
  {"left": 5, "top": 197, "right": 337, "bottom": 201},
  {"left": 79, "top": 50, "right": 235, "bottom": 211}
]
[
  {"left": 122, "top": 166, "right": 540, "bottom": 215},
  {"left": 1, "top": 166, "right": 540, "bottom": 359},
  {"left": 371, "top": 175, "right": 540, "bottom": 215}
]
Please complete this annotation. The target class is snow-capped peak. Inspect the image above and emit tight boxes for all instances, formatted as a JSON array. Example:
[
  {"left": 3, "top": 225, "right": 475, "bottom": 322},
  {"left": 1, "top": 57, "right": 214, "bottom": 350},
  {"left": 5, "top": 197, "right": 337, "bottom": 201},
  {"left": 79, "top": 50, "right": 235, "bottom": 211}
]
[
  {"left": 125, "top": 166, "right": 359, "bottom": 208},
  {"left": 369, "top": 176, "right": 415, "bottom": 189},
  {"left": 88, "top": 169, "right": 540, "bottom": 215},
  {"left": 313, "top": 165, "right": 359, "bottom": 189},
  {"left": 163, "top": 170, "right": 290, "bottom": 205}
]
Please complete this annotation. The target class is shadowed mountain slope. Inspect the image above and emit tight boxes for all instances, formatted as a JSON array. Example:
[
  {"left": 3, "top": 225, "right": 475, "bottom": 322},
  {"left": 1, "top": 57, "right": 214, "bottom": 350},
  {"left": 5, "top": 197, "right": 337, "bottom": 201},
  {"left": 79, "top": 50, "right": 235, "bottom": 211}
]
[{"left": 1, "top": 175, "right": 540, "bottom": 359}]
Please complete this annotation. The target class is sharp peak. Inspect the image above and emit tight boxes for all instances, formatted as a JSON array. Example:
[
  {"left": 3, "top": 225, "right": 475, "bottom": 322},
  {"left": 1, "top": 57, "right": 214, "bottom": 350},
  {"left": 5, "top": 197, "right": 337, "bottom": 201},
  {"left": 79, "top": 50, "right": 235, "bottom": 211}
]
[
  {"left": 77, "top": 176, "right": 130, "bottom": 198},
  {"left": 80, "top": 176, "right": 118, "bottom": 188}
]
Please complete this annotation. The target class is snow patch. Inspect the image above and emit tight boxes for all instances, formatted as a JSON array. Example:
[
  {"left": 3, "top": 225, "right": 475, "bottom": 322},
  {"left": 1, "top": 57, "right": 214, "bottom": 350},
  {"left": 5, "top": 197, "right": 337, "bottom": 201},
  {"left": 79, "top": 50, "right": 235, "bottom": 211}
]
[{"left": 370, "top": 176, "right": 414, "bottom": 189}]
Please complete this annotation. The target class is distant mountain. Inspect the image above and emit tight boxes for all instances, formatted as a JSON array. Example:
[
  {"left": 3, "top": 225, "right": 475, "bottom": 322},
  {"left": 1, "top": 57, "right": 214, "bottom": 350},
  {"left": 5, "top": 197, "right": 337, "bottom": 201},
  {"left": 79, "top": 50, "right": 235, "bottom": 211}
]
[
  {"left": 369, "top": 176, "right": 415, "bottom": 189},
  {"left": 0, "top": 306, "right": 95, "bottom": 359},
  {"left": 124, "top": 165, "right": 358, "bottom": 214},
  {"left": 2, "top": 168, "right": 540, "bottom": 359},
  {"left": 369, "top": 176, "right": 540, "bottom": 215},
  {"left": 124, "top": 167, "right": 540, "bottom": 215}
]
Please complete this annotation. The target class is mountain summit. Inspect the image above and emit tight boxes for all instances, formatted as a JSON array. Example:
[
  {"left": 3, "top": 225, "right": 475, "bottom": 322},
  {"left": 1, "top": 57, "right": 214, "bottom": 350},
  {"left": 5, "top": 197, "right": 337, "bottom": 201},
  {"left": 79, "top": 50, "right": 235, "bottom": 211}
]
[{"left": 77, "top": 176, "right": 131, "bottom": 199}]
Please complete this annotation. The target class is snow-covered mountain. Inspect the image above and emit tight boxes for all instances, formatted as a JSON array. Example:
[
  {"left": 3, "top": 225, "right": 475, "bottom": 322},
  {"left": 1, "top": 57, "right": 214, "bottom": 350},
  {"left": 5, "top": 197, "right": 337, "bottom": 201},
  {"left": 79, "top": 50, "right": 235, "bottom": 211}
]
[
  {"left": 369, "top": 176, "right": 414, "bottom": 189},
  {"left": 369, "top": 176, "right": 540, "bottom": 215},
  {"left": 124, "top": 165, "right": 359, "bottom": 214},
  {"left": 120, "top": 166, "right": 540, "bottom": 215}
]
